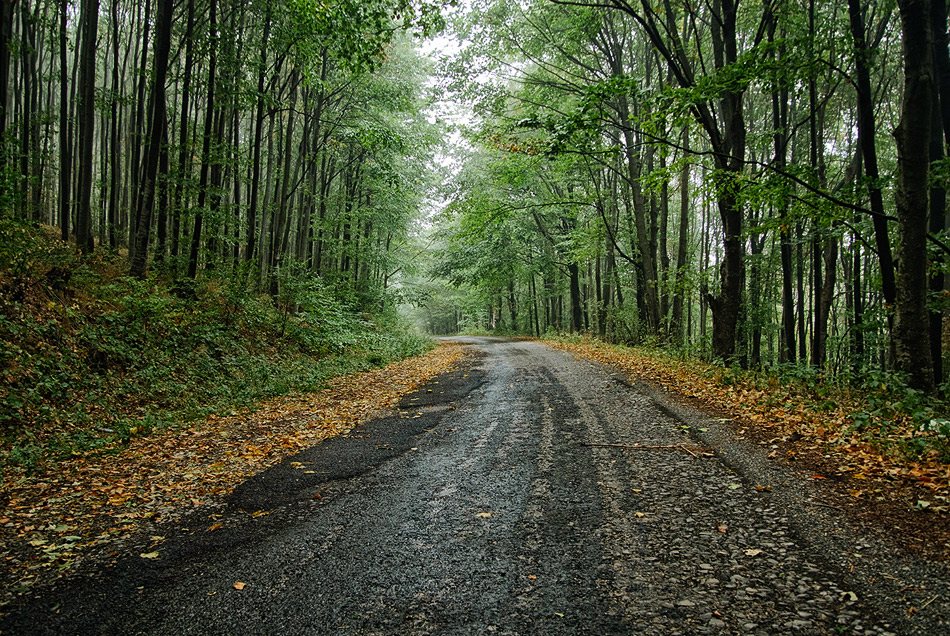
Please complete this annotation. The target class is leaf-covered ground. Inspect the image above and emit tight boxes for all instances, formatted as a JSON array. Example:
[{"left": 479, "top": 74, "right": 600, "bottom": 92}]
[
  {"left": 547, "top": 337, "right": 950, "bottom": 557},
  {"left": 0, "top": 341, "right": 466, "bottom": 606}
]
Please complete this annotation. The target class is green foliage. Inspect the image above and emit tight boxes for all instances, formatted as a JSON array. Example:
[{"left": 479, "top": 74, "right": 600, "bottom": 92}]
[
  {"left": 848, "top": 371, "right": 950, "bottom": 462},
  {"left": 0, "top": 223, "right": 431, "bottom": 476}
]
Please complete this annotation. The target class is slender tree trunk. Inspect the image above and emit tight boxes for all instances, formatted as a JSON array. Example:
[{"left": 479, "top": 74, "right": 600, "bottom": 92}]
[
  {"left": 106, "top": 0, "right": 120, "bottom": 248},
  {"left": 0, "top": 0, "right": 15, "bottom": 139},
  {"left": 670, "top": 134, "right": 690, "bottom": 343},
  {"left": 58, "top": 0, "right": 71, "bottom": 241},
  {"left": 75, "top": 0, "right": 98, "bottom": 254},
  {"left": 131, "top": 0, "right": 173, "bottom": 279},
  {"left": 128, "top": 0, "right": 151, "bottom": 257},
  {"left": 188, "top": 0, "right": 218, "bottom": 280},
  {"left": 170, "top": 0, "right": 195, "bottom": 264},
  {"left": 246, "top": 7, "right": 271, "bottom": 264}
]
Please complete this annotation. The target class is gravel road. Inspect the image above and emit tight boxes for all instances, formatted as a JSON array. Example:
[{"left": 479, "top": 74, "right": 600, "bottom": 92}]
[{"left": 2, "top": 337, "right": 948, "bottom": 635}]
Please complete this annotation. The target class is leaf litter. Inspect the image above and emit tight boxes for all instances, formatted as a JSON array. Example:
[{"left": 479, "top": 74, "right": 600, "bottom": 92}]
[
  {"left": 547, "top": 337, "right": 950, "bottom": 559},
  {"left": 0, "top": 341, "right": 466, "bottom": 607}
]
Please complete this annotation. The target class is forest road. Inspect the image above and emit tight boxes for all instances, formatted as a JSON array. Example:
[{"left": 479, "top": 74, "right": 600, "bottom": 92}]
[{"left": 2, "top": 337, "right": 947, "bottom": 635}]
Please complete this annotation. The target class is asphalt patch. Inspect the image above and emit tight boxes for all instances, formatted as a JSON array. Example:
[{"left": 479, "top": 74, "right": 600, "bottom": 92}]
[
  {"left": 228, "top": 358, "right": 487, "bottom": 511},
  {"left": 0, "top": 355, "right": 487, "bottom": 635}
]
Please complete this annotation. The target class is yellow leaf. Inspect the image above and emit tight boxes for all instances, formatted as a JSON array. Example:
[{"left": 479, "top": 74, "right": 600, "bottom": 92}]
[{"left": 140, "top": 551, "right": 159, "bottom": 559}]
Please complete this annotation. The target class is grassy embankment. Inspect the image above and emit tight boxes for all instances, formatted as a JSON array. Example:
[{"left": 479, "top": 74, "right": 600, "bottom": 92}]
[{"left": 0, "top": 219, "right": 431, "bottom": 478}]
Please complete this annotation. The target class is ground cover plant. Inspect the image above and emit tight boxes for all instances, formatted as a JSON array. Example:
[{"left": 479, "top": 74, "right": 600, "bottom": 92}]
[{"left": 0, "top": 218, "right": 431, "bottom": 477}]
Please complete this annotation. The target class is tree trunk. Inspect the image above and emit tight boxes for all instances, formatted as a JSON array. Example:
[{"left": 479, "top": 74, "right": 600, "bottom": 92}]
[
  {"left": 58, "top": 0, "right": 71, "bottom": 241},
  {"left": 0, "top": 0, "right": 14, "bottom": 139},
  {"left": 848, "top": 0, "right": 898, "bottom": 307},
  {"left": 171, "top": 0, "right": 195, "bottom": 263},
  {"left": 670, "top": 132, "right": 690, "bottom": 343},
  {"left": 131, "top": 0, "right": 173, "bottom": 279},
  {"left": 929, "top": 0, "right": 950, "bottom": 386},
  {"left": 893, "top": 0, "right": 935, "bottom": 392},
  {"left": 75, "top": 0, "right": 98, "bottom": 255},
  {"left": 187, "top": 0, "right": 218, "bottom": 280}
]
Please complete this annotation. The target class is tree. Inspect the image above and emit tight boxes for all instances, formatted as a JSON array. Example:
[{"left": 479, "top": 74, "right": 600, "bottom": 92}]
[{"left": 893, "top": 0, "right": 935, "bottom": 391}]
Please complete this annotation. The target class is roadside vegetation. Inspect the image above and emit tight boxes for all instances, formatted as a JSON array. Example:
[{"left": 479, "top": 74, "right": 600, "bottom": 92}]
[{"left": 0, "top": 218, "right": 431, "bottom": 478}]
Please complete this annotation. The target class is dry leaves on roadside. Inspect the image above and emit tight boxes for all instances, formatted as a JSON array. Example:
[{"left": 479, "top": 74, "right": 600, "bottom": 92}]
[
  {"left": 547, "top": 338, "right": 950, "bottom": 512},
  {"left": 0, "top": 341, "right": 467, "bottom": 600}
]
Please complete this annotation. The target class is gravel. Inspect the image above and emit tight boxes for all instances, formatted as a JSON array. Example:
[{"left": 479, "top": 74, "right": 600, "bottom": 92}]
[{"left": 0, "top": 338, "right": 946, "bottom": 635}]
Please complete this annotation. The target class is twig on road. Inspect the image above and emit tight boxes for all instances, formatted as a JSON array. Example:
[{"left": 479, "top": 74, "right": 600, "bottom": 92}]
[
  {"left": 920, "top": 595, "right": 939, "bottom": 610},
  {"left": 804, "top": 498, "right": 843, "bottom": 511}
]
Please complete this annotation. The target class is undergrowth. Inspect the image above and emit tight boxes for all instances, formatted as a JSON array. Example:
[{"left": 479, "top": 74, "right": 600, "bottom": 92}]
[{"left": 0, "top": 219, "right": 431, "bottom": 477}]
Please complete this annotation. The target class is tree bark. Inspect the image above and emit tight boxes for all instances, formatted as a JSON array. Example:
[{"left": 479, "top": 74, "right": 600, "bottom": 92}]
[
  {"left": 131, "top": 0, "right": 173, "bottom": 279},
  {"left": 848, "top": 0, "right": 898, "bottom": 307},
  {"left": 75, "top": 0, "right": 98, "bottom": 255},
  {"left": 893, "top": 0, "right": 935, "bottom": 392},
  {"left": 58, "top": 0, "right": 71, "bottom": 242},
  {"left": 187, "top": 0, "right": 218, "bottom": 280}
]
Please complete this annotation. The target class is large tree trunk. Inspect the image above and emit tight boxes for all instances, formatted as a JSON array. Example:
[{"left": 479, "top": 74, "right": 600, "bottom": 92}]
[
  {"left": 893, "top": 0, "right": 935, "bottom": 392},
  {"left": 929, "top": 0, "right": 950, "bottom": 387},
  {"left": 568, "top": 262, "right": 583, "bottom": 332}
]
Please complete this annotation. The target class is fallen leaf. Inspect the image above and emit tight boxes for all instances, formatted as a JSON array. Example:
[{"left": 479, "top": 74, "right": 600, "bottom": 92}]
[
  {"left": 635, "top": 512, "right": 646, "bottom": 518},
  {"left": 208, "top": 522, "right": 223, "bottom": 531},
  {"left": 234, "top": 582, "right": 246, "bottom": 590},
  {"left": 744, "top": 549, "right": 763, "bottom": 557},
  {"left": 717, "top": 525, "right": 728, "bottom": 533},
  {"left": 140, "top": 551, "right": 159, "bottom": 559},
  {"left": 475, "top": 512, "right": 493, "bottom": 518}
]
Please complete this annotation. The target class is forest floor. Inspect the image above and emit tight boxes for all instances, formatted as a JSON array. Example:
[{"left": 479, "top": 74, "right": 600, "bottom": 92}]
[
  {"left": 546, "top": 337, "right": 950, "bottom": 562},
  {"left": 0, "top": 340, "right": 466, "bottom": 610}
]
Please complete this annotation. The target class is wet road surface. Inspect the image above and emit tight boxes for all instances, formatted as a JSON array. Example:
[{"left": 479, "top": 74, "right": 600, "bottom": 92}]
[{"left": 2, "top": 338, "right": 947, "bottom": 635}]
